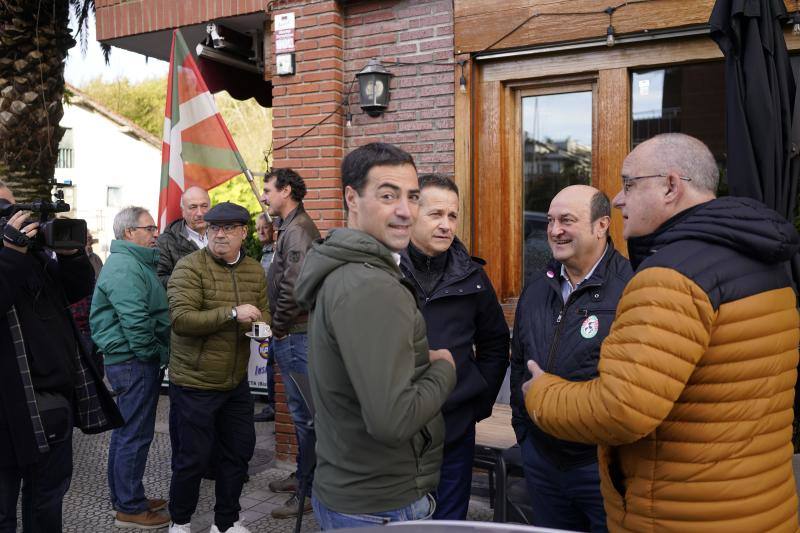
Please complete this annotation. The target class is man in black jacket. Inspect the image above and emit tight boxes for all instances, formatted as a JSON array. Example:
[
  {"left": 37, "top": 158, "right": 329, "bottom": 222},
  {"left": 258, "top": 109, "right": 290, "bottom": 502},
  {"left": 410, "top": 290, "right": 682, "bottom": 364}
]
[
  {"left": 156, "top": 186, "right": 211, "bottom": 287},
  {"left": 0, "top": 182, "right": 122, "bottom": 531},
  {"left": 400, "top": 174, "right": 509, "bottom": 520},
  {"left": 260, "top": 168, "right": 320, "bottom": 518},
  {"left": 510, "top": 185, "right": 632, "bottom": 532}
]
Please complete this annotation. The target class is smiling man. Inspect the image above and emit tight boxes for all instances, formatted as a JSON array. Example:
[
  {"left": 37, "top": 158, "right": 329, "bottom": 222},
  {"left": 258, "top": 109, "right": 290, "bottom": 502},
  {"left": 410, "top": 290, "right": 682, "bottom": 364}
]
[
  {"left": 399, "top": 174, "right": 509, "bottom": 520},
  {"left": 523, "top": 134, "right": 800, "bottom": 532},
  {"left": 295, "top": 143, "right": 456, "bottom": 529},
  {"left": 510, "top": 184, "right": 632, "bottom": 532}
]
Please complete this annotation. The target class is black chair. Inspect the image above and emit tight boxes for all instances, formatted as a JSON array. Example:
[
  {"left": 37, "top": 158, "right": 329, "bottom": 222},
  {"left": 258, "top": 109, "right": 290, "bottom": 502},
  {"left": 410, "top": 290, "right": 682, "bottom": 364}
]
[
  {"left": 289, "top": 372, "right": 316, "bottom": 533},
  {"left": 473, "top": 443, "right": 531, "bottom": 524}
]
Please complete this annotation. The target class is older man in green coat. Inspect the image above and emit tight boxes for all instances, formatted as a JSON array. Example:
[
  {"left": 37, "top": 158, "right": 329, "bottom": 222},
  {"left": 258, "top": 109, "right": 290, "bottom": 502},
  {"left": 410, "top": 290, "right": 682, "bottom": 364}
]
[
  {"left": 90, "top": 206, "right": 171, "bottom": 529},
  {"left": 166, "top": 202, "right": 269, "bottom": 533}
]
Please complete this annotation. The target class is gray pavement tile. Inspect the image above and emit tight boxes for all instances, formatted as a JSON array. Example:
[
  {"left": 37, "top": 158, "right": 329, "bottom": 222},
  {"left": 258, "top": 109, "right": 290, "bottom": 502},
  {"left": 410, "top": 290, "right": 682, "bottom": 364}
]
[{"left": 17, "top": 396, "right": 503, "bottom": 532}]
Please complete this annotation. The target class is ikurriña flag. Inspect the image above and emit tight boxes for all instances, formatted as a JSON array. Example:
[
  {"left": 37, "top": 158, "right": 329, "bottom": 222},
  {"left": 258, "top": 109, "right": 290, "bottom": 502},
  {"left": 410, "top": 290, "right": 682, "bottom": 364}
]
[{"left": 158, "top": 29, "right": 248, "bottom": 229}]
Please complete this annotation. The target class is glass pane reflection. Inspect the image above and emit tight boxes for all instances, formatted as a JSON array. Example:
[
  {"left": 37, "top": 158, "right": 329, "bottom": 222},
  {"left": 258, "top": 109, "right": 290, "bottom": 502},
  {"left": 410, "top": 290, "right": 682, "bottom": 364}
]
[
  {"left": 522, "top": 92, "right": 592, "bottom": 281},
  {"left": 631, "top": 62, "right": 727, "bottom": 194}
]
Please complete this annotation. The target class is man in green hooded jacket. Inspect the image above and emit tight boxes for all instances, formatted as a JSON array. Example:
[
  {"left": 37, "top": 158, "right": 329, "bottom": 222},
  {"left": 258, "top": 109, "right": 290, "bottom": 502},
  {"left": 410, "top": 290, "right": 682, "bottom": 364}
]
[
  {"left": 90, "top": 206, "right": 171, "bottom": 529},
  {"left": 296, "top": 143, "right": 456, "bottom": 529}
]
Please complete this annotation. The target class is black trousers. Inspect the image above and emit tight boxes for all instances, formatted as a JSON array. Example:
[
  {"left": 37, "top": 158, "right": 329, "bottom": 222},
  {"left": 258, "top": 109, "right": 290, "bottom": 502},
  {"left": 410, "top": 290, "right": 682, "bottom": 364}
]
[
  {"left": 0, "top": 428, "right": 73, "bottom": 533},
  {"left": 168, "top": 379, "right": 255, "bottom": 530}
]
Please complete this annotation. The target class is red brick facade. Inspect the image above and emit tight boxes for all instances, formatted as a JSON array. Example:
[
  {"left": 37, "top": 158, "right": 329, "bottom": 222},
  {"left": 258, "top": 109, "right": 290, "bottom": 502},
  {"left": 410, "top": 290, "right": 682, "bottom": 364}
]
[
  {"left": 94, "top": 0, "right": 265, "bottom": 41},
  {"left": 95, "top": 0, "right": 457, "bottom": 465}
]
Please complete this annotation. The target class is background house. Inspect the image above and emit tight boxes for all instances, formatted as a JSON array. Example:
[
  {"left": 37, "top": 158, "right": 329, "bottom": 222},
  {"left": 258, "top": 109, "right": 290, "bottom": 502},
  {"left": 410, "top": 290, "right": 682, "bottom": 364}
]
[{"left": 56, "top": 84, "right": 161, "bottom": 260}]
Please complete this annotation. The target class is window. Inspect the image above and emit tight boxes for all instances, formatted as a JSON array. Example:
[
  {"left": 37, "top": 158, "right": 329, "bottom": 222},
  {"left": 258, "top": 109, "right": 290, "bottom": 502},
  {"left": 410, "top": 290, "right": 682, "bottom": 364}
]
[
  {"left": 56, "top": 128, "right": 74, "bottom": 168},
  {"left": 631, "top": 62, "right": 727, "bottom": 193},
  {"left": 107, "top": 186, "right": 123, "bottom": 208},
  {"left": 522, "top": 91, "right": 593, "bottom": 280}
]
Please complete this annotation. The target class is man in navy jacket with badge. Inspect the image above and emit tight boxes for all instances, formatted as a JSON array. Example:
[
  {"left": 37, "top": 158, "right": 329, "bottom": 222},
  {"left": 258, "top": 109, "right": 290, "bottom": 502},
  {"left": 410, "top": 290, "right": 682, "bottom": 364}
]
[
  {"left": 400, "top": 174, "right": 509, "bottom": 520},
  {"left": 510, "top": 185, "right": 632, "bottom": 532}
]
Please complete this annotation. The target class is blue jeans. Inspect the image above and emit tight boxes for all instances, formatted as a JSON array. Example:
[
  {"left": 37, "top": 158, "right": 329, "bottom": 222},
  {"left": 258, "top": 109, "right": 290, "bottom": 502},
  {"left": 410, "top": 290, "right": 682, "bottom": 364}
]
[
  {"left": 106, "top": 358, "right": 161, "bottom": 514},
  {"left": 433, "top": 426, "right": 475, "bottom": 520},
  {"left": 313, "top": 493, "right": 435, "bottom": 530},
  {"left": 273, "top": 334, "right": 313, "bottom": 489},
  {"left": 521, "top": 436, "right": 608, "bottom": 532}
]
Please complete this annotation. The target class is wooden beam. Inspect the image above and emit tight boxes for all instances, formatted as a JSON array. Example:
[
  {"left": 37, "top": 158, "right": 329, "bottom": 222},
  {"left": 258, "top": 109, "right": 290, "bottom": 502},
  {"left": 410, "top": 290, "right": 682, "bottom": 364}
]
[
  {"left": 596, "top": 68, "right": 629, "bottom": 255},
  {"left": 454, "top": 53, "right": 472, "bottom": 249},
  {"left": 455, "top": 0, "right": 716, "bottom": 54}
]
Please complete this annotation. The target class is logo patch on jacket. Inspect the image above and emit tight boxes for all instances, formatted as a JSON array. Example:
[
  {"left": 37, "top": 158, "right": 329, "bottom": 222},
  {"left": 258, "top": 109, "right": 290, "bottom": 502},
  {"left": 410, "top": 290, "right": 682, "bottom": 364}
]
[
  {"left": 288, "top": 251, "right": 301, "bottom": 263},
  {"left": 580, "top": 315, "right": 599, "bottom": 339}
]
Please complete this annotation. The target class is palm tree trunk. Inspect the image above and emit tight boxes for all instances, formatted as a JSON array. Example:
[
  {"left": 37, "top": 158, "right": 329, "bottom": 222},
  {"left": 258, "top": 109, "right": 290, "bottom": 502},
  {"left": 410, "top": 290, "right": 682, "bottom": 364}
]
[{"left": 0, "top": 0, "right": 74, "bottom": 201}]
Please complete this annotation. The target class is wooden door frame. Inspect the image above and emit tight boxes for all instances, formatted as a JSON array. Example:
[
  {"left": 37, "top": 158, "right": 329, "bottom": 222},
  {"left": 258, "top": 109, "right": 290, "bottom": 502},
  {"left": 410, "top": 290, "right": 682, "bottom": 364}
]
[{"left": 468, "top": 35, "right": 728, "bottom": 300}]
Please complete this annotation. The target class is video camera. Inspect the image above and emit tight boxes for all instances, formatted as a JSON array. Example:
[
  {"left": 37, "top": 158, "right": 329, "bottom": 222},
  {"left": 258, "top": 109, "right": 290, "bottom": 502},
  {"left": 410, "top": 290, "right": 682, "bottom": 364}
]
[{"left": 0, "top": 188, "right": 87, "bottom": 250}]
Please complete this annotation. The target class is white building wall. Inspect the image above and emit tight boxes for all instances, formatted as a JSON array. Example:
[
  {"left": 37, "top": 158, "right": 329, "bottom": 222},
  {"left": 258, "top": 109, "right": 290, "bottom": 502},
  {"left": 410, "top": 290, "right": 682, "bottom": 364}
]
[{"left": 55, "top": 102, "right": 161, "bottom": 260}]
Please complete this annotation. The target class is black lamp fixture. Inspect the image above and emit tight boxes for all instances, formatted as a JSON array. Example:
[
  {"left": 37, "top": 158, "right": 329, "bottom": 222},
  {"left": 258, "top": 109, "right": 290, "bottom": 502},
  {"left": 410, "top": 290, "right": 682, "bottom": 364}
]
[{"left": 356, "top": 59, "right": 393, "bottom": 117}]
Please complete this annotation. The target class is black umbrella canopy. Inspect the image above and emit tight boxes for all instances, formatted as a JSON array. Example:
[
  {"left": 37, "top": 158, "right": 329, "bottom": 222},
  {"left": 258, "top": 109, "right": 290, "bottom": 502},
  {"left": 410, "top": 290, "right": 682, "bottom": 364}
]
[{"left": 709, "top": 0, "right": 800, "bottom": 289}]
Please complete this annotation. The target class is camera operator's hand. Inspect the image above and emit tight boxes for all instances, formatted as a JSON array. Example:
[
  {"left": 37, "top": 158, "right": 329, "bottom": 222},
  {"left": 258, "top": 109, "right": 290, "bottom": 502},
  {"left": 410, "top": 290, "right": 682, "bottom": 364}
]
[{"left": 2, "top": 211, "right": 38, "bottom": 254}]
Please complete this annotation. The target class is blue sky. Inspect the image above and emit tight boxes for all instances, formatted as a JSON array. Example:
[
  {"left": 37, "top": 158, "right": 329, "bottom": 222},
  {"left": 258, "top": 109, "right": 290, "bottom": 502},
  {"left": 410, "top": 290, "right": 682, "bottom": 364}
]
[{"left": 65, "top": 13, "right": 169, "bottom": 87}]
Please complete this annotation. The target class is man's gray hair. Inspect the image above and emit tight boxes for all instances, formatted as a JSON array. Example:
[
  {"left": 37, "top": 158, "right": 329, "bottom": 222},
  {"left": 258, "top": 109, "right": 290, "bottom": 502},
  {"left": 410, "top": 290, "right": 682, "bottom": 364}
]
[
  {"left": 646, "top": 133, "right": 719, "bottom": 194},
  {"left": 113, "top": 206, "right": 149, "bottom": 240}
]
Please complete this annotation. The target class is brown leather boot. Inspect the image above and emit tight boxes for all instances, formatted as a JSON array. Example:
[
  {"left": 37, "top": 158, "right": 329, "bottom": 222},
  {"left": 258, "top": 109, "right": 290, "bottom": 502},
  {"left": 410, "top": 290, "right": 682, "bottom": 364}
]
[
  {"left": 148, "top": 498, "right": 168, "bottom": 512},
  {"left": 114, "top": 510, "right": 170, "bottom": 529}
]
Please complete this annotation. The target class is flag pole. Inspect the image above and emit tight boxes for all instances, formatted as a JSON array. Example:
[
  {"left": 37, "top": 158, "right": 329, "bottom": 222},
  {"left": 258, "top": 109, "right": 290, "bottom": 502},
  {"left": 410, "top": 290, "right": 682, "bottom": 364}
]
[
  {"left": 231, "top": 147, "right": 271, "bottom": 222},
  {"left": 243, "top": 167, "right": 271, "bottom": 222}
]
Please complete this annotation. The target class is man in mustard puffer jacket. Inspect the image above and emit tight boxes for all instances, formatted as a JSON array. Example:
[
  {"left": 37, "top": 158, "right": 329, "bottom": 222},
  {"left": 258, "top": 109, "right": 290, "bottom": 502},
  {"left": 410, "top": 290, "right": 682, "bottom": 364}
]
[
  {"left": 167, "top": 202, "right": 269, "bottom": 533},
  {"left": 524, "top": 133, "right": 800, "bottom": 532}
]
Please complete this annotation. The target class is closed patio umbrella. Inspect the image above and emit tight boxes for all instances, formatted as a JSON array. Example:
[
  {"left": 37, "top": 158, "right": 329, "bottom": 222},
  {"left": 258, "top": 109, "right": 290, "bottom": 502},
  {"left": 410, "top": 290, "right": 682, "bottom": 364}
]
[{"left": 709, "top": 0, "right": 800, "bottom": 290}]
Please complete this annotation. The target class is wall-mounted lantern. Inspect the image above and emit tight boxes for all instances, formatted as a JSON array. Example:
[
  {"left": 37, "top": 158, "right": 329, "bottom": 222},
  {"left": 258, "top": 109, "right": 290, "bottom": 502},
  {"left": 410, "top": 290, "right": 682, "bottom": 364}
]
[{"left": 356, "top": 59, "right": 393, "bottom": 117}]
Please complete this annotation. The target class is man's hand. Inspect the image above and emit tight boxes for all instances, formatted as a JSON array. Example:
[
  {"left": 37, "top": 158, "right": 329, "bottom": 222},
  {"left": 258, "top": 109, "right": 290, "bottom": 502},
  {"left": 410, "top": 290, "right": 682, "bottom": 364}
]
[
  {"left": 2, "top": 210, "right": 38, "bottom": 254},
  {"left": 521, "top": 359, "right": 545, "bottom": 396},
  {"left": 234, "top": 304, "right": 262, "bottom": 323},
  {"left": 429, "top": 348, "right": 455, "bottom": 369}
]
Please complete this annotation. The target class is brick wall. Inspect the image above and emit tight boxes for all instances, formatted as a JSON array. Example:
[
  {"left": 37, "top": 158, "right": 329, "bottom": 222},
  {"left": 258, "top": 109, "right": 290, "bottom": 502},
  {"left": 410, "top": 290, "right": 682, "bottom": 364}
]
[
  {"left": 268, "top": 0, "right": 346, "bottom": 464},
  {"left": 344, "top": 0, "right": 456, "bottom": 176},
  {"left": 95, "top": 0, "right": 457, "bottom": 466}
]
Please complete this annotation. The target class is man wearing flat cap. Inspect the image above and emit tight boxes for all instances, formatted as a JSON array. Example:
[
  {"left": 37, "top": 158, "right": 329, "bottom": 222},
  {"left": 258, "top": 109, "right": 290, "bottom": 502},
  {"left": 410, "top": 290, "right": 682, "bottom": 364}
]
[{"left": 166, "top": 201, "right": 269, "bottom": 533}]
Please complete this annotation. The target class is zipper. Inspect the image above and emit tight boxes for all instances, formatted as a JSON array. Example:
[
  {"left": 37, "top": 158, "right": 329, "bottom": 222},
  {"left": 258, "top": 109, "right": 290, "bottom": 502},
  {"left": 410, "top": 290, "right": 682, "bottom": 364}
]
[
  {"left": 544, "top": 301, "right": 568, "bottom": 372},
  {"left": 576, "top": 308, "right": 617, "bottom": 317},
  {"left": 231, "top": 266, "right": 241, "bottom": 387},
  {"left": 543, "top": 280, "right": 604, "bottom": 372}
]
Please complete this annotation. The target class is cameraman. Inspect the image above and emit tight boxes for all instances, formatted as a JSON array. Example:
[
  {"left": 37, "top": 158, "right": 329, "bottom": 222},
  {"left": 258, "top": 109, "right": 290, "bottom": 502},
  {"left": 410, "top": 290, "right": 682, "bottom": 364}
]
[{"left": 0, "top": 182, "right": 122, "bottom": 531}]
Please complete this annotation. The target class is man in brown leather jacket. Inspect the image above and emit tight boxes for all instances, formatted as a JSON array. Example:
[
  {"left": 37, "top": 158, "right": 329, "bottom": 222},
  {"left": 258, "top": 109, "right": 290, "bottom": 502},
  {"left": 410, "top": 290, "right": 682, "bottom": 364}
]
[{"left": 260, "top": 168, "right": 320, "bottom": 518}]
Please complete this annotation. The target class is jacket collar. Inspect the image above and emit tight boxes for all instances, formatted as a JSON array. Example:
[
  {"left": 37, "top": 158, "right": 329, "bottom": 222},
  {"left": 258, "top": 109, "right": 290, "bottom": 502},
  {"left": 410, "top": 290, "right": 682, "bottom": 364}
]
[
  {"left": 626, "top": 203, "right": 704, "bottom": 270},
  {"left": 399, "top": 237, "right": 479, "bottom": 290},
  {"left": 279, "top": 203, "right": 306, "bottom": 230},
  {"left": 544, "top": 239, "right": 617, "bottom": 294},
  {"left": 109, "top": 239, "right": 160, "bottom": 269},
  {"left": 204, "top": 247, "right": 245, "bottom": 268}
]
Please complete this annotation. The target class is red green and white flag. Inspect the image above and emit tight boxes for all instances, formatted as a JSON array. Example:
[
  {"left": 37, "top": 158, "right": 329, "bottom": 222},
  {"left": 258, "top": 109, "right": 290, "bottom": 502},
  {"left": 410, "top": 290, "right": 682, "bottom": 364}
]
[{"left": 158, "top": 29, "right": 248, "bottom": 229}]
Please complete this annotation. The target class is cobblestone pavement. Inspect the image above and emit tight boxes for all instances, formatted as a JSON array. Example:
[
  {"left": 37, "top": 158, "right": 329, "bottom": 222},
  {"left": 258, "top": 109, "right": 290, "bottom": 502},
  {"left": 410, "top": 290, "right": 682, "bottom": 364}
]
[{"left": 43, "top": 396, "right": 497, "bottom": 532}]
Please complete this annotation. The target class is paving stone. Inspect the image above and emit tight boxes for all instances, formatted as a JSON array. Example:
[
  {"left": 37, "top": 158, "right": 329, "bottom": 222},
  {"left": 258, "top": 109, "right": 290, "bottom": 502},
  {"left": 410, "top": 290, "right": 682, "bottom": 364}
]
[{"left": 16, "top": 396, "right": 502, "bottom": 531}]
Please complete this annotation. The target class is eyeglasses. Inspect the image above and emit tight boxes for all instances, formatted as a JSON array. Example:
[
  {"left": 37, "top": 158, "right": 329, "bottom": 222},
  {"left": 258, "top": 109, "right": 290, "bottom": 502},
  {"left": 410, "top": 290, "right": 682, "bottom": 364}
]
[
  {"left": 622, "top": 174, "right": 692, "bottom": 193},
  {"left": 208, "top": 223, "right": 244, "bottom": 234},
  {"left": 131, "top": 225, "right": 158, "bottom": 233}
]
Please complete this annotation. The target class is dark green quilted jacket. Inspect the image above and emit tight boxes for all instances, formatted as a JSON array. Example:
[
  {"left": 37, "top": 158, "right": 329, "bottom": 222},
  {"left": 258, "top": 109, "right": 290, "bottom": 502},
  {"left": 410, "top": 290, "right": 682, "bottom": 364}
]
[{"left": 167, "top": 248, "right": 269, "bottom": 391}]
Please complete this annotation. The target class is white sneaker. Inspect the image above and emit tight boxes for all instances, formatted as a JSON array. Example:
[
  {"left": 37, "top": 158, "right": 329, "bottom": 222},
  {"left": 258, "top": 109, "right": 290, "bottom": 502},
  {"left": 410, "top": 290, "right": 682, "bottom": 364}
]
[
  {"left": 210, "top": 521, "right": 251, "bottom": 533},
  {"left": 169, "top": 523, "right": 191, "bottom": 533}
]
